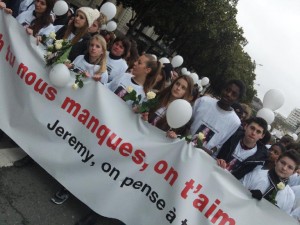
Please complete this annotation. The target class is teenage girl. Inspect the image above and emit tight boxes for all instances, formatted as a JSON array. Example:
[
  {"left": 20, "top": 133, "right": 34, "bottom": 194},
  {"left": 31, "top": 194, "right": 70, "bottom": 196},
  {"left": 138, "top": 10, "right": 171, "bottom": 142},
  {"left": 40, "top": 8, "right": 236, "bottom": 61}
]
[
  {"left": 66, "top": 34, "right": 108, "bottom": 84},
  {"left": 142, "top": 75, "right": 194, "bottom": 133},
  {"left": 55, "top": 7, "right": 100, "bottom": 61},
  {"left": 107, "top": 54, "right": 161, "bottom": 105},
  {"left": 5, "top": 0, "right": 55, "bottom": 37}
]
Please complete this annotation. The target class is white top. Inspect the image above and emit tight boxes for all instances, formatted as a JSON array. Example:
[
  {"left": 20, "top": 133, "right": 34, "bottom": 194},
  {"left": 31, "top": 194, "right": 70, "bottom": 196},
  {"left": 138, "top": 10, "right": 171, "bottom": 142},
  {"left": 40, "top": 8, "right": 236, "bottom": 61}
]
[
  {"left": 19, "top": 0, "right": 34, "bottom": 15},
  {"left": 72, "top": 55, "right": 108, "bottom": 84},
  {"left": 226, "top": 143, "right": 257, "bottom": 172},
  {"left": 241, "top": 168, "right": 295, "bottom": 215},
  {"left": 190, "top": 96, "right": 241, "bottom": 150},
  {"left": 107, "top": 73, "right": 145, "bottom": 106},
  {"left": 106, "top": 52, "right": 128, "bottom": 82},
  {"left": 16, "top": 9, "right": 55, "bottom": 36},
  {"left": 289, "top": 173, "right": 300, "bottom": 187}
]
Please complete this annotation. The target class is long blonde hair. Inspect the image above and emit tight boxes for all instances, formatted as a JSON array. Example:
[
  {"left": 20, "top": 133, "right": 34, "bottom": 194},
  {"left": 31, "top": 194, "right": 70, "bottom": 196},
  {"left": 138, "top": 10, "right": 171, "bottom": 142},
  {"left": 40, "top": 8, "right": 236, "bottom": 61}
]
[
  {"left": 143, "top": 54, "right": 162, "bottom": 93},
  {"left": 89, "top": 34, "right": 107, "bottom": 74}
]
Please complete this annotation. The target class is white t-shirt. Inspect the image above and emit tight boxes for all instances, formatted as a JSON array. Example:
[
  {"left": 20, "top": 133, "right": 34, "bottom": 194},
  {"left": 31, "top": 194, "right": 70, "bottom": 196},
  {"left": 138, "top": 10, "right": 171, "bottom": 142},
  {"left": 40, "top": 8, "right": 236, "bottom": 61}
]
[
  {"left": 16, "top": 9, "right": 55, "bottom": 36},
  {"left": 190, "top": 96, "right": 241, "bottom": 150},
  {"left": 226, "top": 143, "right": 257, "bottom": 172},
  {"left": 241, "top": 169, "right": 295, "bottom": 215},
  {"left": 72, "top": 55, "right": 108, "bottom": 84},
  {"left": 106, "top": 52, "right": 128, "bottom": 82},
  {"left": 107, "top": 73, "right": 145, "bottom": 106}
]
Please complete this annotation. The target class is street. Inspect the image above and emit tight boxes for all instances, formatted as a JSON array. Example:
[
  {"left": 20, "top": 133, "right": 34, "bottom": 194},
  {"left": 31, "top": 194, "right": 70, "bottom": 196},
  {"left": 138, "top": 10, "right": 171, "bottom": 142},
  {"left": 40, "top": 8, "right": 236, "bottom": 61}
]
[{"left": 0, "top": 133, "right": 123, "bottom": 225}]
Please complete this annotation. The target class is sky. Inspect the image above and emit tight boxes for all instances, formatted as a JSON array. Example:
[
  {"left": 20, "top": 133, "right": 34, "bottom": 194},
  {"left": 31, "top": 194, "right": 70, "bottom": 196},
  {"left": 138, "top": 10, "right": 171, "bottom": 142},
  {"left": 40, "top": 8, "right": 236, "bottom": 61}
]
[{"left": 236, "top": 0, "right": 300, "bottom": 118}]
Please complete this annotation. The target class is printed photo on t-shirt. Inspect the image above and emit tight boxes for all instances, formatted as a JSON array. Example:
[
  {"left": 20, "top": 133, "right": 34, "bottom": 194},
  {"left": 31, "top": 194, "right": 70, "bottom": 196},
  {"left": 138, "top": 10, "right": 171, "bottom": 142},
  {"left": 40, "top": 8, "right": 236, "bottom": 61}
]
[
  {"left": 114, "top": 86, "right": 128, "bottom": 99},
  {"left": 21, "top": 22, "right": 30, "bottom": 28},
  {"left": 193, "top": 124, "right": 215, "bottom": 145},
  {"left": 107, "top": 65, "right": 112, "bottom": 75},
  {"left": 148, "top": 108, "right": 166, "bottom": 126}
]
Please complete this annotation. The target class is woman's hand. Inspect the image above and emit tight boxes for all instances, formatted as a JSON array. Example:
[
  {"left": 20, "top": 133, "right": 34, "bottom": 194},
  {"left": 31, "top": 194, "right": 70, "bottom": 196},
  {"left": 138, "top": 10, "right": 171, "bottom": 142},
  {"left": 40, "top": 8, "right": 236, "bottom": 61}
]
[
  {"left": 26, "top": 28, "right": 33, "bottom": 35},
  {"left": 3, "top": 7, "right": 12, "bottom": 14},
  {"left": 36, "top": 36, "right": 42, "bottom": 45},
  {"left": 64, "top": 63, "right": 74, "bottom": 69},
  {"left": 141, "top": 112, "right": 149, "bottom": 121},
  {"left": 93, "top": 73, "right": 101, "bottom": 81},
  {"left": 166, "top": 130, "right": 178, "bottom": 139},
  {"left": 0, "top": 2, "right": 6, "bottom": 9},
  {"left": 216, "top": 159, "right": 228, "bottom": 169}
]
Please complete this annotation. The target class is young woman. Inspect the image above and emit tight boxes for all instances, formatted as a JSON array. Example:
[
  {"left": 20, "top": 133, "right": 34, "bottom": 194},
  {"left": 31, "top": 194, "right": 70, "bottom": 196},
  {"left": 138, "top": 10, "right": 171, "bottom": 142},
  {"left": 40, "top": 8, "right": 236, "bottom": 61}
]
[
  {"left": 241, "top": 150, "right": 300, "bottom": 215},
  {"left": 106, "top": 36, "right": 131, "bottom": 82},
  {"left": 87, "top": 13, "right": 107, "bottom": 36},
  {"left": 141, "top": 75, "right": 194, "bottom": 132},
  {"left": 7, "top": 0, "right": 55, "bottom": 37},
  {"left": 55, "top": 7, "right": 100, "bottom": 61},
  {"left": 107, "top": 54, "right": 161, "bottom": 105},
  {"left": 66, "top": 34, "right": 108, "bottom": 84}
]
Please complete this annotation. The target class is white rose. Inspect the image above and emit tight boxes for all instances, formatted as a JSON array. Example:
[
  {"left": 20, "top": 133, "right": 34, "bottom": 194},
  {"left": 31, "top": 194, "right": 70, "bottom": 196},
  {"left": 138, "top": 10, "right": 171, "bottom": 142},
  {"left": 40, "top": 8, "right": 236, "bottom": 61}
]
[
  {"left": 277, "top": 182, "right": 285, "bottom": 190},
  {"left": 72, "top": 83, "right": 79, "bottom": 90},
  {"left": 49, "top": 32, "right": 56, "bottom": 39},
  {"left": 47, "top": 51, "right": 52, "bottom": 56},
  {"left": 127, "top": 86, "right": 133, "bottom": 93},
  {"left": 198, "top": 132, "right": 205, "bottom": 141},
  {"left": 55, "top": 43, "right": 62, "bottom": 50},
  {"left": 146, "top": 91, "right": 156, "bottom": 100}
]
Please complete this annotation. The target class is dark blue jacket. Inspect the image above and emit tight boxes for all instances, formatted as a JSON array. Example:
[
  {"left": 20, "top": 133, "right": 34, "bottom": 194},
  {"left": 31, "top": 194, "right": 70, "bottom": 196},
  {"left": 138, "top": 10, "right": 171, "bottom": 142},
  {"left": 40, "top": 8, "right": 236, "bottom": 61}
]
[{"left": 216, "top": 129, "right": 268, "bottom": 180}]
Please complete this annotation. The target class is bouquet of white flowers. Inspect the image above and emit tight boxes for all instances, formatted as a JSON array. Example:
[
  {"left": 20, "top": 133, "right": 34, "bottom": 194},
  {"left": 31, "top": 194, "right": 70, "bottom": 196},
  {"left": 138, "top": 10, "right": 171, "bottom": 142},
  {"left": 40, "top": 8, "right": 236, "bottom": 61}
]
[{"left": 44, "top": 33, "right": 72, "bottom": 67}]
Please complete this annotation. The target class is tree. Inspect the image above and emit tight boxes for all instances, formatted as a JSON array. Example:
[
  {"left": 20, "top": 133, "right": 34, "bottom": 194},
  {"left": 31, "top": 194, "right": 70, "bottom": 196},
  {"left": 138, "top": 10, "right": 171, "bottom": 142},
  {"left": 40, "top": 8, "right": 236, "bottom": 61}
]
[{"left": 117, "top": 0, "right": 256, "bottom": 102}]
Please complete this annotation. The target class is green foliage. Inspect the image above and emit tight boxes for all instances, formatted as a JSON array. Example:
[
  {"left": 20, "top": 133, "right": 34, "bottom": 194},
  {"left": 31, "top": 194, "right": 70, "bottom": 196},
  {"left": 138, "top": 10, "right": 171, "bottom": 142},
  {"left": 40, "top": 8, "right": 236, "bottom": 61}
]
[{"left": 118, "top": 0, "right": 257, "bottom": 102}]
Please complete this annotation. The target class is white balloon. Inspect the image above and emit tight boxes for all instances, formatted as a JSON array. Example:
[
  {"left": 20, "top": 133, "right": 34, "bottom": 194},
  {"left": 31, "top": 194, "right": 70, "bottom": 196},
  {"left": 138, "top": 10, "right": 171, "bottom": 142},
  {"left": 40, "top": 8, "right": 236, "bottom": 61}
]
[
  {"left": 190, "top": 73, "right": 198, "bottom": 84},
  {"left": 49, "top": 64, "right": 70, "bottom": 88},
  {"left": 263, "top": 89, "right": 285, "bottom": 111},
  {"left": 198, "top": 84, "right": 203, "bottom": 92},
  {"left": 100, "top": 2, "right": 117, "bottom": 20},
  {"left": 267, "top": 124, "right": 271, "bottom": 131},
  {"left": 292, "top": 133, "right": 298, "bottom": 141},
  {"left": 181, "top": 67, "right": 187, "bottom": 75},
  {"left": 185, "top": 71, "right": 191, "bottom": 76},
  {"left": 159, "top": 57, "right": 170, "bottom": 64},
  {"left": 106, "top": 21, "right": 117, "bottom": 32},
  {"left": 53, "top": 1, "right": 68, "bottom": 16},
  {"left": 171, "top": 55, "right": 183, "bottom": 68},
  {"left": 256, "top": 108, "right": 275, "bottom": 125},
  {"left": 201, "top": 77, "right": 210, "bottom": 86},
  {"left": 166, "top": 99, "right": 192, "bottom": 129},
  {"left": 151, "top": 54, "right": 157, "bottom": 61},
  {"left": 101, "top": 24, "right": 107, "bottom": 30}
]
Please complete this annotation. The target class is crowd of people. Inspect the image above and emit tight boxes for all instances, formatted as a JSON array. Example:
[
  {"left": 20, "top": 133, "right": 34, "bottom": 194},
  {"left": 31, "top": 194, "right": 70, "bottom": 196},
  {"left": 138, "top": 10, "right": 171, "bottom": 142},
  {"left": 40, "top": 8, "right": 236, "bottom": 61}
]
[{"left": 1, "top": 0, "right": 300, "bottom": 224}]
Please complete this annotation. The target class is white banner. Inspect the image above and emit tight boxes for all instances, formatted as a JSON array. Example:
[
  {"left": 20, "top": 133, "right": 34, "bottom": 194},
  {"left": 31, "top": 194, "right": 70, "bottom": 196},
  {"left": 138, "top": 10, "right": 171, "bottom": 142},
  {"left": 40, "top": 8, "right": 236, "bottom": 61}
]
[{"left": 0, "top": 11, "right": 297, "bottom": 225}]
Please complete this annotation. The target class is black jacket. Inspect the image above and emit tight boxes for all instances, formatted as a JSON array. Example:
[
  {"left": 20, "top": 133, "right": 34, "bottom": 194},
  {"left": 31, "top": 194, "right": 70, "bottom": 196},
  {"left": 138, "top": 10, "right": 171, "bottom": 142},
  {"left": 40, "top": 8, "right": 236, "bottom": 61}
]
[
  {"left": 55, "top": 26, "right": 91, "bottom": 62},
  {"left": 216, "top": 129, "right": 268, "bottom": 180}
]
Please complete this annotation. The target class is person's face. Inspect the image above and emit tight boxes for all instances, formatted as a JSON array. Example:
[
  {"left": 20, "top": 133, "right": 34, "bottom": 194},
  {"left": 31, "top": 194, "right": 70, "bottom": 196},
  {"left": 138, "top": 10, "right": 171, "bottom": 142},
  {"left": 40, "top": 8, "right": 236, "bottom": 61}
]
[
  {"left": 111, "top": 41, "right": 125, "bottom": 57},
  {"left": 35, "top": 0, "right": 47, "bottom": 14},
  {"left": 220, "top": 83, "right": 240, "bottom": 107},
  {"left": 171, "top": 78, "right": 188, "bottom": 99},
  {"left": 268, "top": 145, "right": 282, "bottom": 162},
  {"left": 132, "top": 55, "right": 151, "bottom": 77},
  {"left": 89, "top": 39, "right": 103, "bottom": 58},
  {"left": 275, "top": 156, "right": 297, "bottom": 179},
  {"left": 74, "top": 11, "right": 87, "bottom": 28},
  {"left": 243, "top": 122, "right": 265, "bottom": 145},
  {"left": 88, "top": 21, "right": 99, "bottom": 33}
]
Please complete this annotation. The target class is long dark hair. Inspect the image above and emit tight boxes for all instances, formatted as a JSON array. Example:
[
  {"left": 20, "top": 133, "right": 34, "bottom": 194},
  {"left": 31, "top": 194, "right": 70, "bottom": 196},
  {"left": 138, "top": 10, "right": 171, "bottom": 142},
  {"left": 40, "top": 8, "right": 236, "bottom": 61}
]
[
  {"left": 151, "top": 75, "right": 193, "bottom": 112},
  {"left": 30, "top": 0, "right": 55, "bottom": 36},
  {"left": 63, "top": 9, "right": 89, "bottom": 45}
]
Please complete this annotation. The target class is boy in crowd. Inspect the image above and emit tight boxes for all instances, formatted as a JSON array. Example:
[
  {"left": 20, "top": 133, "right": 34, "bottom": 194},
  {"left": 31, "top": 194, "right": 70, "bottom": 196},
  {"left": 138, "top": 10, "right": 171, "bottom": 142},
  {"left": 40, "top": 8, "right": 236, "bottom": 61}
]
[{"left": 216, "top": 117, "right": 268, "bottom": 179}]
